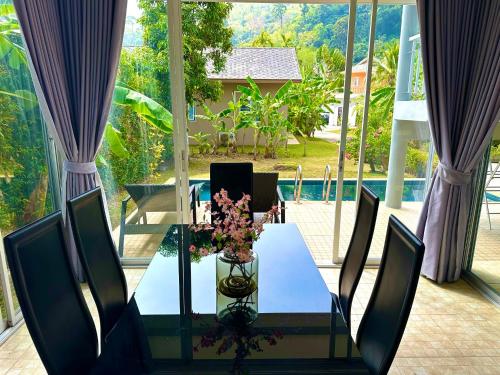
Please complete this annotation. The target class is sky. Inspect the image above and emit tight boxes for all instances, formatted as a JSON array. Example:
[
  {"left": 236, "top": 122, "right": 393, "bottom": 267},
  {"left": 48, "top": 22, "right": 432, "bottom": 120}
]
[{"left": 127, "top": 0, "right": 142, "bottom": 18}]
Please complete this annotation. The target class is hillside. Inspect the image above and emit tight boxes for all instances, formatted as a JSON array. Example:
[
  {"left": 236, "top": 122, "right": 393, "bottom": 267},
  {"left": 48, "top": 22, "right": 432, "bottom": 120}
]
[{"left": 228, "top": 3, "right": 403, "bottom": 63}]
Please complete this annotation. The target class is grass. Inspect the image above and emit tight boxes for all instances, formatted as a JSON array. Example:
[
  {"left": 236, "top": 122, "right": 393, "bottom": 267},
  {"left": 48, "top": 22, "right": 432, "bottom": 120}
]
[{"left": 186, "top": 136, "right": 384, "bottom": 179}]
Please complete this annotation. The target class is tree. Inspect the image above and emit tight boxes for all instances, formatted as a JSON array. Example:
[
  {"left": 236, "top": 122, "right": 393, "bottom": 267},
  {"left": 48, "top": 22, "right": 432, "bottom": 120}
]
[
  {"left": 272, "top": 4, "right": 287, "bottom": 30},
  {"left": 279, "top": 33, "right": 295, "bottom": 47},
  {"left": 315, "top": 45, "right": 345, "bottom": 81},
  {"left": 138, "top": 1, "right": 233, "bottom": 107},
  {"left": 286, "top": 65, "right": 342, "bottom": 138},
  {"left": 345, "top": 103, "right": 391, "bottom": 173},
  {"left": 371, "top": 41, "right": 399, "bottom": 117},
  {"left": 251, "top": 31, "right": 274, "bottom": 47},
  {"left": 196, "top": 105, "right": 231, "bottom": 153},
  {"left": 237, "top": 77, "right": 292, "bottom": 159}
]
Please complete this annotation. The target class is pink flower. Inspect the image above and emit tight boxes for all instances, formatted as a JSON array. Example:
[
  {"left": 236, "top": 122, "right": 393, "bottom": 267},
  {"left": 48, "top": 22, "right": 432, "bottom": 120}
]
[
  {"left": 200, "top": 247, "right": 209, "bottom": 256},
  {"left": 190, "top": 189, "right": 276, "bottom": 261}
]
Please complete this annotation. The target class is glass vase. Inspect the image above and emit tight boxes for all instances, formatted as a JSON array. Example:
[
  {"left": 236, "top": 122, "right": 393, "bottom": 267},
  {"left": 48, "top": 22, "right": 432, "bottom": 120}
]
[{"left": 216, "top": 251, "right": 258, "bottom": 325}]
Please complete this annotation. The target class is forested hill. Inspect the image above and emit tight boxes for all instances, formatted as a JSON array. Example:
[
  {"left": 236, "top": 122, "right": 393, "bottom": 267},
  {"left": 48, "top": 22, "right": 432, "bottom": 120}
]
[{"left": 228, "top": 4, "right": 402, "bottom": 63}]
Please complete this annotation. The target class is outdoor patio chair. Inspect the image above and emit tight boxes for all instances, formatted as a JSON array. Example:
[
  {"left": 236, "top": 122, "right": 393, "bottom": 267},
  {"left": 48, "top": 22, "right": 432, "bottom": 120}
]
[
  {"left": 356, "top": 215, "right": 424, "bottom": 375},
  {"left": 332, "top": 185, "right": 379, "bottom": 330},
  {"left": 210, "top": 162, "right": 253, "bottom": 223},
  {"left": 68, "top": 188, "right": 128, "bottom": 343},
  {"left": 253, "top": 172, "right": 286, "bottom": 223},
  {"left": 118, "top": 183, "right": 200, "bottom": 256}
]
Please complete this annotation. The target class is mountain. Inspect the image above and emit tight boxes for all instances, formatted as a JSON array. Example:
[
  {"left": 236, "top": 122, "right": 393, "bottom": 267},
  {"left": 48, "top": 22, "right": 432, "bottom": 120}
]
[{"left": 228, "top": 3, "right": 403, "bottom": 63}]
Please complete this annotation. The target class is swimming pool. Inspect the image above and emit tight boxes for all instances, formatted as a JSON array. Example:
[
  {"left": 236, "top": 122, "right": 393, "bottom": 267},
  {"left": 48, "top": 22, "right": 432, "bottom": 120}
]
[{"left": 190, "top": 179, "right": 427, "bottom": 202}]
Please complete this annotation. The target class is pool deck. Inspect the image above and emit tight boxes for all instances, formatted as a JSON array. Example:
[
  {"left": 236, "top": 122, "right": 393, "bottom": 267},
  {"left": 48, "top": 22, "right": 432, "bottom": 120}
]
[{"left": 113, "top": 197, "right": 499, "bottom": 293}]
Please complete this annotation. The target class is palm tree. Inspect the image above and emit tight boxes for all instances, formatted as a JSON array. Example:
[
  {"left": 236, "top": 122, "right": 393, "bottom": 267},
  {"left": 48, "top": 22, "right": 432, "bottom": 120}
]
[{"left": 371, "top": 41, "right": 399, "bottom": 117}]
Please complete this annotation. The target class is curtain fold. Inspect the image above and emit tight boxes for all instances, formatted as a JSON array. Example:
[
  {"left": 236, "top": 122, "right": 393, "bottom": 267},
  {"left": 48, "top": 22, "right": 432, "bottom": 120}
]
[
  {"left": 14, "top": 0, "right": 127, "bottom": 280},
  {"left": 416, "top": 0, "right": 500, "bottom": 283}
]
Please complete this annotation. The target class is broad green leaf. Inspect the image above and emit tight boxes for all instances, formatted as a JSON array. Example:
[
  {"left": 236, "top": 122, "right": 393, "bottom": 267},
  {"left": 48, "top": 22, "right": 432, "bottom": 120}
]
[
  {"left": 96, "top": 154, "right": 109, "bottom": 168},
  {"left": 275, "top": 80, "right": 293, "bottom": 100},
  {"left": 0, "top": 4, "right": 15, "bottom": 16},
  {"left": 0, "top": 89, "right": 38, "bottom": 110},
  {"left": 104, "top": 123, "right": 128, "bottom": 158},
  {"left": 113, "top": 85, "right": 173, "bottom": 134},
  {"left": 236, "top": 85, "right": 253, "bottom": 97}
]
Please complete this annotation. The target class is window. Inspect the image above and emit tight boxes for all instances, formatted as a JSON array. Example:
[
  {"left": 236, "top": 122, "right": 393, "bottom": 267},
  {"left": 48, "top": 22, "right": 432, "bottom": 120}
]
[
  {"left": 97, "top": 1, "right": 178, "bottom": 262},
  {"left": 0, "top": 0, "right": 58, "bottom": 331},
  {"left": 188, "top": 104, "right": 197, "bottom": 121}
]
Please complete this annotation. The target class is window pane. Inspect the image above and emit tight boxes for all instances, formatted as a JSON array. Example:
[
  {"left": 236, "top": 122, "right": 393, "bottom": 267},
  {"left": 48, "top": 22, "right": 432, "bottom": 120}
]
[
  {"left": 0, "top": 0, "right": 57, "bottom": 321},
  {"left": 344, "top": 4, "right": 431, "bottom": 259},
  {"left": 471, "top": 142, "right": 500, "bottom": 295},
  {"left": 98, "top": 1, "right": 177, "bottom": 260}
]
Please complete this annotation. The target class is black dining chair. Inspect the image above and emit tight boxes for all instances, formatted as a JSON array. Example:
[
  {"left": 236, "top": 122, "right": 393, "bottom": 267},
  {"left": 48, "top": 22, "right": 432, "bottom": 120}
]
[
  {"left": 68, "top": 187, "right": 128, "bottom": 343},
  {"left": 253, "top": 172, "right": 286, "bottom": 223},
  {"left": 356, "top": 215, "right": 425, "bottom": 375},
  {"left": 210, "top": 162, "right": 253, "bottom": 222},
  {"left": 332, "top": 185, "right": 379, "bottom": 329},
  {"left": 3, "top": 212, "right": 99, "bottom": 374}
]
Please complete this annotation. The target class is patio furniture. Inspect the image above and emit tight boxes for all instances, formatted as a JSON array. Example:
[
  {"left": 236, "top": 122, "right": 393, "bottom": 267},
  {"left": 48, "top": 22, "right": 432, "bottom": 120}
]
[
  {"left": 210, "top": 162, "right": 253, "bottom": 223},
  {"left": 356, "top": 215, "right": 424, "bottom": 375},
  {"left": 68, "top": 188, "right": 128, "bottom": 342},
  {"left": 253, "top": 172, "right": 286, "bottom": 223},
  {"left": 3, "top": 212, "right": 98, "bottom": 374},
  {"left": 118, "top": 183, "right": 200, "bottom": 256},
  {"left": 483, "top": 160, "right": 500, "bottom": 229},
  {"left": 332, "top": 185, "right": 379, "bottom": 329}
]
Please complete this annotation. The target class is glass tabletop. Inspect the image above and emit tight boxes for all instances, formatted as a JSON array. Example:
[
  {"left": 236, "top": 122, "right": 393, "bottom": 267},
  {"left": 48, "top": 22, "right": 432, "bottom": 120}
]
[{"left": 101, "top": 224, "right": 368, "bottom": 374}]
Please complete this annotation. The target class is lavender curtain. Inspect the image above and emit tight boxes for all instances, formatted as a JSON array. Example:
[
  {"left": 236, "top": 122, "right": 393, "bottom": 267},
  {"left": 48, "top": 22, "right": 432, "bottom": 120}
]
[
  {"left": 14, "top": 0, "right": 127, "bottom": 279},
  {"left": 416, "top": 0, "right": 500, "bottom": 283}
]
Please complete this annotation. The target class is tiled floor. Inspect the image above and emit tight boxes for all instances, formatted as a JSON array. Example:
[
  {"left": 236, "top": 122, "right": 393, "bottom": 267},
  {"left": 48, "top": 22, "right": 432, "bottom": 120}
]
[
  {"left": 1, "top": 267, "right": 499, "bottom": 374},
  {"left": 3, "top": 200, "right": 498, "bottom": 374}
]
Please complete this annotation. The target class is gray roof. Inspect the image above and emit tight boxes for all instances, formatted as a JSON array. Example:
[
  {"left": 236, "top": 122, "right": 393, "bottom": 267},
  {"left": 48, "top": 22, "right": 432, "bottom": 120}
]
[{"left": 207, "top": 48, "right": 302, "bottom": 82}]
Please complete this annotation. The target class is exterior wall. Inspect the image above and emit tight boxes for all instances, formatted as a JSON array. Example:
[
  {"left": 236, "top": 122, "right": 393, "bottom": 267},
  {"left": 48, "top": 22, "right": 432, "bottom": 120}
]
[
  {"left": 351, "top": 71, "right": 366, "bottom": 94},
  {"left": 188, "top": 81, "right": 285, "bottom": 146}
]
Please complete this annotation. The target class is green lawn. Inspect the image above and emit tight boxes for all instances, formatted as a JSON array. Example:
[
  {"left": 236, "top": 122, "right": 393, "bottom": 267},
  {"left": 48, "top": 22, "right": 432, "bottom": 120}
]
[{"left": 187, "top": 136, "right": 384, "bottom": 179}]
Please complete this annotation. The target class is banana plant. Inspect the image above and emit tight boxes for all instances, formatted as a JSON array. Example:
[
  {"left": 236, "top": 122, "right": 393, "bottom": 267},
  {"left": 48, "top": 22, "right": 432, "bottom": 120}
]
[
  {"left": 113, "top": 85, "right": 173, "bottom": 134},
  {"left": 104, "top": 85, "right": 173, "bottom": 159},
  {"left": 196, "top": 104, "right": 231, "bottom": 154},
  {"left": 237, "top": 77, "right": 292, "bottom": 159},
  {"left": 188, "top": 131, "right": 211, "bottom": 155},
  {"left": 0, "top": 4, "right": 27, "bottom": 70}
]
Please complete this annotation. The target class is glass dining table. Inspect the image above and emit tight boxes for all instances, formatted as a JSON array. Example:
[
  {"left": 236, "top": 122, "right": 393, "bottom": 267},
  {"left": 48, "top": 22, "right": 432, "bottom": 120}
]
[{"left": 99, "top": 224, "right": 369, "bottom": 374}]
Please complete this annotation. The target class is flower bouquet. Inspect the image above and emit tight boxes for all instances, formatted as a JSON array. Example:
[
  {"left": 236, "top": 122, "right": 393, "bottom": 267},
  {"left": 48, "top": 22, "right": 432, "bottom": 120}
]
[{"left": 189, "top": 189, "right": 278, "bottom": 324}]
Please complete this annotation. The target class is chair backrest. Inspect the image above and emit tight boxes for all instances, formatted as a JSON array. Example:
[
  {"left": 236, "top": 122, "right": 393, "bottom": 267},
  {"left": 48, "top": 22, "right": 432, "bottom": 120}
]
[
  {"left": 253, "top": 172, "right": 279, "bottom": 213},
  {"left": 338, "top": 185, "right": 379, "bottom": 328},
  {"left": 124, "top": 184, "right": 177, "bottom": 212},
  {"left": 3, "top": 212, "right": 98, "bottom": 374},
  {"left": 210, "top": 163, "right": 253, "bottom": 222},
  {"left": 68, "top": 188, "right": 128, "bottom": 342},
  {"left": 356, "top": 215, "right": 425, "bottom": 375}
]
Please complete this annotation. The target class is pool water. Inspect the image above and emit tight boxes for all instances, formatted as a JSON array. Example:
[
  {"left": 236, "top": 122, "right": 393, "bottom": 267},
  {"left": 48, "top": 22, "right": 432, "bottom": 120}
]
[{"left": 191, "top": 179, "right": 426, "bottom": 202}]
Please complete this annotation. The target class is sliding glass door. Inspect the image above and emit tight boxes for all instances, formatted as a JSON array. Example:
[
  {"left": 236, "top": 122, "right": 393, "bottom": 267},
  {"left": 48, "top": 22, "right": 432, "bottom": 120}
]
[
  {"left": 98, "top": 0, "right": 189, "bottom": 265},
  {"left": 463, "top": 139, "right": 500, "bottom": 303},
  {"left": 332, "top": 2, "right": 434, "bottom": 265}
]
